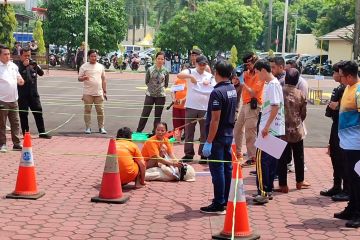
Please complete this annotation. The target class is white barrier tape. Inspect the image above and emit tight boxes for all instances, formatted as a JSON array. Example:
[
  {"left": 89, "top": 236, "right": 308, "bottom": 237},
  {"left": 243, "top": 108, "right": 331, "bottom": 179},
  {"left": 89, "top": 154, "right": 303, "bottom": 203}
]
[{"left": 228, "top": 178, "right": 246, "bottom": 203}]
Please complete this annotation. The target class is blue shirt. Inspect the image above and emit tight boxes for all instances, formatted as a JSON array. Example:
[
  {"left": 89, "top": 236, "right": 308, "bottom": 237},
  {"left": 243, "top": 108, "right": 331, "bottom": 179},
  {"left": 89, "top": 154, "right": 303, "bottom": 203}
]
[
  {"left": 338, "top": 82, "right": 360, "bottom": 150},
  {"left": 205, "top": 80, "right": 237, "bottom": 138}
]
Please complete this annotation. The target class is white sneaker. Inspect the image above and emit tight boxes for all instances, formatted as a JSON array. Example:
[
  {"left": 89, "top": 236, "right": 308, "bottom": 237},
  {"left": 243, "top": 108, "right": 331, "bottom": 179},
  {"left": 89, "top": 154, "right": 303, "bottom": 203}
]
[
  {"left": 85, "top": 128, "right": 91, "bottom": 134},
  {"left": 287, "top": 163, "right": 295, "bottom": 173},
  {"left": 6, "top": 125, "right": 10, "bottom": 131},
  {"left": 99, "top": 128, "right": 107, "bottom": 134},
  {"left": 0, "top": 144, "right": 7, "bottom": 153}
]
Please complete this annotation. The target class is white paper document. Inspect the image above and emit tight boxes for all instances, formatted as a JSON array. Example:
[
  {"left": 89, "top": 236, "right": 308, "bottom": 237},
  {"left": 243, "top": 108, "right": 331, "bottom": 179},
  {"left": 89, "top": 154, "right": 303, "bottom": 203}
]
[
  {"left": 354, "top": 160, "right": 360, "bottom": 177},
  {"left": 255, "top": 134, "right": 288, "bottom": 159},
  {"left": 171, "top": 84, "right": 185, "bottom": 92}
]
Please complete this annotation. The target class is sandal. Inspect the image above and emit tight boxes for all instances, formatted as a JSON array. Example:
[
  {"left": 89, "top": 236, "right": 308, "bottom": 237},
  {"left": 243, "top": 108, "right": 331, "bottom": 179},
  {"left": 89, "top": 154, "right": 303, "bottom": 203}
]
[{"left": 241, "top": 159, "right": 255, "bottom": 168}]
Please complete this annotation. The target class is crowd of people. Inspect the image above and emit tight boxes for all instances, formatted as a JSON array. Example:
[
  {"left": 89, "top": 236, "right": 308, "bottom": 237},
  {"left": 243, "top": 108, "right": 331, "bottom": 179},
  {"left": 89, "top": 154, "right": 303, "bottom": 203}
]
[{"left": 1, "top": 42, "right": 360, "bottom": 228}]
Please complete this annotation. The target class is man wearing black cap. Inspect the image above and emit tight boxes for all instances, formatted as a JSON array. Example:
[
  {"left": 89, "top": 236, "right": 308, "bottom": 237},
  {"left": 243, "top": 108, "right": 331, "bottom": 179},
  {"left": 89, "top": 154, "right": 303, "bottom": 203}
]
[{"left": 177, "top": 55, "right": 216, "bottom": 162}]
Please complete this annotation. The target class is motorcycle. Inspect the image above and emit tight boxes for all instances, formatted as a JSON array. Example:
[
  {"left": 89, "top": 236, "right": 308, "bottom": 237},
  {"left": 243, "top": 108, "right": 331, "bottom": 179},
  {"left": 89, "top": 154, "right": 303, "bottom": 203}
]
[
  {"left": 99, "top": 56, "right": 111, "bottom": 69},
  {"left": 49, "top": 54, "right": 57, "bottom": 66},
  {"left": 130, "top": 57, "right": 140, "bottom": 71}
]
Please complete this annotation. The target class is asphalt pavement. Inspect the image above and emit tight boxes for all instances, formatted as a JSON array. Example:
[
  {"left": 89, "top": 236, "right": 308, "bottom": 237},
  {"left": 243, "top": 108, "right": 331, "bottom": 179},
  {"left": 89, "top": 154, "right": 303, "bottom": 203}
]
[{"left": 32, "top": 70, "right": 334, "bottom": 147}]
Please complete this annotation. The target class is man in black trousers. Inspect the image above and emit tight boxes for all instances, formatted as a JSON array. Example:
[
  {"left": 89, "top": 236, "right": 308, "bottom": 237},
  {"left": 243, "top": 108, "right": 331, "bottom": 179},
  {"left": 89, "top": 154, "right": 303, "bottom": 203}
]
[
  {"left": 320, "top": 62, "right": 349, "bottom": 201},
  {"left": 16, "top": 48, "right": 51, "bottom": 139}
]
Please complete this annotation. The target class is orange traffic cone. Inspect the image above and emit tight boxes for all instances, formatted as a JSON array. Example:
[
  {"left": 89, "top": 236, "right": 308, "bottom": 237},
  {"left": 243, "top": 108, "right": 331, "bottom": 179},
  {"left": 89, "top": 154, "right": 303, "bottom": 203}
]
[
  {"left": 91, "top": 139, "right": 129, "bottom": 204},
  {"left": 213, "top": 162, "right": 260, "bottom": 240},
  {"left": 6, "top": 132, "right": 45, "bottom": 200},
  {"left": 231, "top": 141, "right": 237, "bottom": 162}
]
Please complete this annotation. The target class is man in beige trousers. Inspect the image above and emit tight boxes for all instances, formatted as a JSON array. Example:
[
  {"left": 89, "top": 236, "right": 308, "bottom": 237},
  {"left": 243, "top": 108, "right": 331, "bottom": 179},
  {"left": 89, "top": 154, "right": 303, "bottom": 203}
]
[
  {"left": 78, "top": 49, "right": 107, "bottom": 134},
  {"left": 234, "top": 53, "right": 265, "bottom": 166}
]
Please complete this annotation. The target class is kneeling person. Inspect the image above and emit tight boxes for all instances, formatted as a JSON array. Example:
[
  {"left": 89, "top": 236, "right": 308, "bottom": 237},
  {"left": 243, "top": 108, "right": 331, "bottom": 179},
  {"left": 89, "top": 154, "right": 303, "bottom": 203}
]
[{"left": 116, "top": 127, "right": 146, "bottom": 188}]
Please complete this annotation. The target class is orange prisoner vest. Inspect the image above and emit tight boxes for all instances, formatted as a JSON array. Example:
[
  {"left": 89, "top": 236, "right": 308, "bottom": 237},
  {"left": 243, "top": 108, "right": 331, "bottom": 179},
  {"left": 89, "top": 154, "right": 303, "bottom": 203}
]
[{"left": 116, "top": 140, "right": 144, "bottom": 184}]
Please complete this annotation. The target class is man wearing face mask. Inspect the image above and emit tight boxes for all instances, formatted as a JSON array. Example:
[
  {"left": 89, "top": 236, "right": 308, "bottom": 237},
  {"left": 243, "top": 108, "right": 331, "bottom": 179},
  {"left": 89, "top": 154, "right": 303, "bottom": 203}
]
[{"left": 16, "top": 48, "right": 51, "bottom": 139}]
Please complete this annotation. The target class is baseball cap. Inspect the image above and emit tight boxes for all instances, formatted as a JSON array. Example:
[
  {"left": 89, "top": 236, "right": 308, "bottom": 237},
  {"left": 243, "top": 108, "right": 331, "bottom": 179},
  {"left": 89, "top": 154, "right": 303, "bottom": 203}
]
[
  {"left": 190, "top": 48, "right": 202, "bottom": 55},
  {"left": 196, "top": 55, "right": 208, "bottom": 64}
]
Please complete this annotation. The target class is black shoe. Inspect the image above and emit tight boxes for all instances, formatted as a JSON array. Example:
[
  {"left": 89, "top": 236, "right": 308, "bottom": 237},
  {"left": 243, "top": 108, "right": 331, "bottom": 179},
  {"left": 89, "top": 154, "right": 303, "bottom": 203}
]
[
  {"left": 13, "top": 144, "right": 23, "bottom": 151},
  {"left": 181, "top": 155, "right": 193, "bottom": 162},
  {"left": 320, "top": 186, "right": 342, "bottom": 197},
  {"left": 39, "top": 133, "right": 52, "bottom": 139},
  {"left": 200, "top": 203, "right": 226, "bottom": 215},
  {"left": 332, "top": 192, "right": 349, "bottom": 202},
  {"left": 199, "top": 156, "right": 208, "bottom": 164},
  {"left": 345, "top": 218, "right": 360, "bottom": 228},
  {"left": 249, "top": 170, "right": 257, "bottom": 176},
  {"left": 334, "top": 209, "right": 353, "bottom": 220}
]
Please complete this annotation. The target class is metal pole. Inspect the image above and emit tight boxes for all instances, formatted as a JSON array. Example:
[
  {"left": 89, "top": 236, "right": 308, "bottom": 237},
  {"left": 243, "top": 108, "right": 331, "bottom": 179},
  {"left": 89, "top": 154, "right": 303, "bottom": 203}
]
[
  {"left": 267, "top": 0, "right": 273, "bottom": 51},
  {"left": 282, "top": 0, "right": 289, "bottom": 56},
  {"left": 293, "top": 14, "right": 298, "bottom": 52},
  {"left": 84, "top": 0, "right": 89, "bottom": 63},
  {"left": 144, "top": 0, "right": 147, "bottom": 37},
  {"left": 276, "top": 25, "right": 279, "bottom": 52}
]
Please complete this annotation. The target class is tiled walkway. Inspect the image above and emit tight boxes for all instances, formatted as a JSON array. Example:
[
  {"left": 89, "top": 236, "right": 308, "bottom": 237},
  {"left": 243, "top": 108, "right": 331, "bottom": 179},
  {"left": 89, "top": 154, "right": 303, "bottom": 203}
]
[{"left": 0, "top": 136, "right": 359, "bottom": 239}]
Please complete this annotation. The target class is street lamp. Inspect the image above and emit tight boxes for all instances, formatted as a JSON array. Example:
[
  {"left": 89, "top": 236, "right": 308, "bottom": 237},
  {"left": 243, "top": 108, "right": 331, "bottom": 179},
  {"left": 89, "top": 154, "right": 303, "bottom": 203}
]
[{"left": 282, "top": 0, "right": 289, "bottom": 55}]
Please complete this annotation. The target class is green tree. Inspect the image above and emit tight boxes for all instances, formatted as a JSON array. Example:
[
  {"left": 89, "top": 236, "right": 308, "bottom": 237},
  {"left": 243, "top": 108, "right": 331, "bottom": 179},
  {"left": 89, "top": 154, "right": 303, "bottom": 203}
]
[
  {"left": 43, "top": 0, "right": 127, "bottom": 54},
  {"left": 33, "top": 20, "right": 46, "bottom": 55},
  {"left": 314, "top": 0, "right": 354, "bottom": 37},
  {"left": 229, "top": 45, "right": 238, "bottom": 67},
  {"left": 155, "top": 0, "right": 263, "bottom": 59},
  {"left": 0, "top": 4, "right": 17, "bottom": 48}
]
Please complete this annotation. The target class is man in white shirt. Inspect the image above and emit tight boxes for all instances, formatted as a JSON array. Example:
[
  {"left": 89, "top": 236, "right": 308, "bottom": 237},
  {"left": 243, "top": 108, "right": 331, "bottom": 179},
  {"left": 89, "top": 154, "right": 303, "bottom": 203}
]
[
  {"left": 0, "top": 45, "right": 25, "bottom": 152},
  {"left": 253, "top": 59, "right": 285, "bottom": 205},
  {"left": 177, "top": 56, "right": 216, "bottom": 161},
  {"left": 78, "top": 49, "right": 107, "bottom": 134}
]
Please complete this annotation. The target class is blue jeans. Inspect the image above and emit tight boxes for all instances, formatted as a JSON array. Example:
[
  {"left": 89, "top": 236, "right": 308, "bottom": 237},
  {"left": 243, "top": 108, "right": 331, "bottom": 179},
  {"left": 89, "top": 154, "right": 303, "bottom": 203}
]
[
  {"left": 208, "top": 136, "right": 233, "bottom": 206},
  {"left": 255, "top": 148, "right": 278, "bottom": 196}
]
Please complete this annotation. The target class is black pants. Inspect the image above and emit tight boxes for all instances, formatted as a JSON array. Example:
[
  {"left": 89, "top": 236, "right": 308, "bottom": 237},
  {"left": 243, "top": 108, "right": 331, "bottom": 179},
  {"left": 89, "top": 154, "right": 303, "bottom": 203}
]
[
  {"left": 137, "top": 95, "right": 165, "bottom": 133},
  {"left": 344, "top": 150, "right": 360, "bottom": 218},
  {"left": 18, "top": 96, "right": 46, "bottom": 135},
  {"left": 278, "top": 140, "right": 304, "bottom": 186},
  {"left": 329, "top": 122, "right": 349, "bottom": 192}
]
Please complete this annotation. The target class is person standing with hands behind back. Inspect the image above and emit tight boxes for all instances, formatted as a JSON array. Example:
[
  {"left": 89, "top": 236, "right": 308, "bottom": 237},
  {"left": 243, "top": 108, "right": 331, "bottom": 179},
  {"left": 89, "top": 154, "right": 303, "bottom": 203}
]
[
  {"left": 200, "top": 60, "right": 237, "bottom": 214},
  {"left": 78, "top": 49, "right": 107, "bottom": 134},
  {"left": 137, "top": 52, "right": 169, "bottom": 134}
]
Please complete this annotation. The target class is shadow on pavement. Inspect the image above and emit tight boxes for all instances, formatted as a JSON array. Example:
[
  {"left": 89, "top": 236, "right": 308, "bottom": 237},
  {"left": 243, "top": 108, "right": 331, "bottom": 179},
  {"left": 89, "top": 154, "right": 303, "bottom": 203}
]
[
  {"left": 290, "top": 196, "right": 334, "bottom": 206},
  {"left": 286, "top": 218, "right": 345, "bottom": 231}
]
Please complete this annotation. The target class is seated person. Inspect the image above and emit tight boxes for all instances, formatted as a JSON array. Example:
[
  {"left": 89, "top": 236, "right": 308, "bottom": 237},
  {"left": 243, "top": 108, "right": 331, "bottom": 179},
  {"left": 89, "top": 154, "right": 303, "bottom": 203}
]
[
  {"left": 141, "top": 122, "right": 181, "bottom": 169},
  {"left": 116, "top": 127, "right": 146, "bottom": 188}
]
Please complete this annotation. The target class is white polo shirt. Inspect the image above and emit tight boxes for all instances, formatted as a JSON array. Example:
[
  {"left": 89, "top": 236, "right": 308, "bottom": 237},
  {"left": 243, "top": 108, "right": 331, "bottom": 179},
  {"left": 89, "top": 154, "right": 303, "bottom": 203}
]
[
  {"left": 185, "top": 68, "right": 216, "bottom": 111},
  {"left": 0, "top": 61, "right": 20, "bottom": 102}
]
